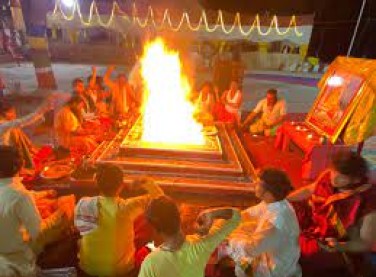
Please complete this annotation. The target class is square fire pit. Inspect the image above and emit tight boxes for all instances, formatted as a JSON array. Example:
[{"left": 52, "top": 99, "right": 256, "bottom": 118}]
[{"left": 92, "top": 116, "right": 256, "bottom": 194}]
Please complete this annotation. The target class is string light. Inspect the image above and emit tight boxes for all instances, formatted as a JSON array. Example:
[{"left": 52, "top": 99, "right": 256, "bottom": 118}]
[
  {"left": 51, "top": 0, "right": 304, "bottom": 37},
  {"left": 218, "top": 10, "right": 237, "bottom": 34},
  {"left": 185, "top": 12, "right": 203, "bottom": 31},
  {"left": 238, "top": 14, "right": 258, "bottom": 36},
  {"left": 62, "top": 0, "right": 74, "bottom": 8},
  {"left": 201, "top": 11, "right": 221, "bottom": 33}
]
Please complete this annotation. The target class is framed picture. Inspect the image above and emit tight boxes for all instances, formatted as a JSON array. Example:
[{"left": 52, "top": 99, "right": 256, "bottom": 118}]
[{"left": 305, "top": 69, "right": 365, "bottom": 143}]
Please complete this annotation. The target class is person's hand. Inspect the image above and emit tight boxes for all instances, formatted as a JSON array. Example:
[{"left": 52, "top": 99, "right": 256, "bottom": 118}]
[
  {"left": 325, "top": 238, "right": 345, "bottom": 251},
  {"left": 196, "top": 210, "right": 214, "bottom": 236},
  {"left": 318, "top": 238, "right": 341, "bottom": 253},
  {"left": 91, "top": 66, "right": 97, "bottom": 73}
]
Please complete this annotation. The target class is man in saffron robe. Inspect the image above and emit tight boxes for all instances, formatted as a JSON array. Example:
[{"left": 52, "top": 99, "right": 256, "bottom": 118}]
[
  {"left": 54, "top": 96, "right": 97, "bottom": 153},
  {"left": 288, "top": 151, "right": 376, "bottom": 277}
]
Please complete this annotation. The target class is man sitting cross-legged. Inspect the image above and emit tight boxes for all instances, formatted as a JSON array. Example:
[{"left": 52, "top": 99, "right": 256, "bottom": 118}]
[
  {"left": 241, "top": 89, "right": 286, "bottom": 136},
  {"left": 218, "top": 168, "right": 301, "bottom": 277},
  {"left": 54, "top": 96, "right": 98, "bottom": 153}
]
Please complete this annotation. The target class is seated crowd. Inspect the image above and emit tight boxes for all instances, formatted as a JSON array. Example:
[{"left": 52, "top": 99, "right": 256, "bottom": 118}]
[
  {"left": 0, "top": 65, "right": 375, "bottom": 277},
  {"left": 0, "top": 60, "right": 288, "bottom": 173},
  {"left": 0, "top": 144, "right": 375, "bottom": 277}
]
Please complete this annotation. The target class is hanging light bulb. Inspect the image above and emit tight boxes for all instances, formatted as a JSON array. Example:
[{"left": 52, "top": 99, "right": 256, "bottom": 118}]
[{"left": 62, "top": 0, "right": 75, "bottom": 8}]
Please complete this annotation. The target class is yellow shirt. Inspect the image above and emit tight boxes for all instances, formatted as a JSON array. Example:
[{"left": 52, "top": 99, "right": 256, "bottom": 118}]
[{"left": 78, "top": 183, "right": 163, "bottom": 276}]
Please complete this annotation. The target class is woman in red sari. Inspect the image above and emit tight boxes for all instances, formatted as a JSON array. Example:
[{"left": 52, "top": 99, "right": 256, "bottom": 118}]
[{"left": 288, "top": 151, "right": 376, "bottom": 277}]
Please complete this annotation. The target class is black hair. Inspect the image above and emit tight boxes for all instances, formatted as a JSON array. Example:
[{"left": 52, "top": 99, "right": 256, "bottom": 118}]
[
  {"left": 72, "top": 78, "right": 84, "bottom": 88},
  {"left": 266, "top": 89, "right": 278, "bottom": 96},
  {"left": 0, "top": 146, "right": 23, "bottom": 177},
  {"left": 95, "top": 164, "right": 124, "bottom": 196},
  {"left": 259, "top": 168, "right": 293, "bottom": 201},
  {"left": 145, "top": 196, "right": 181, "bottom": 236},
  {"left": 331, "top": 151, "right": 369, "bottom": 181}
]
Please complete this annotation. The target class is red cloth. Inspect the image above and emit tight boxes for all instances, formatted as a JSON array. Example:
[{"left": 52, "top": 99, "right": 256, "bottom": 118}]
[
  {"left": 293, "top": 172, "right": 376, "bottom": 258},
  {"left": 275, "top": 122, "right": 350, "bottom": 180},
  {"left": 134, "top": 215, "right": 156, "bottom": 250},
  {"left": 133, "top": 214, "right": 157, "bottom": 270},
  {"left": 98, "top": 117, "right": 113, "bottom": 130},
  {"left": 135, "top": 246, "right": 151, "bottom": 270},
  {"left": 33, "top": 145, "right": 54, "bottom": 171},
  {"left": 212, "top": 102, "right": 237, "bottom": 123},
  {"left": 70, "top": 116, "right": 115, "bottom": 157},
  {"left": 274, "top": 122, "right": 321, "bottom": 154}
]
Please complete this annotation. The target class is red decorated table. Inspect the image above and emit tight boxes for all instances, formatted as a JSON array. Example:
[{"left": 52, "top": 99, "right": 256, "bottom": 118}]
[{"left": 275, "top": 121, "right": 350, "bottom": 180}]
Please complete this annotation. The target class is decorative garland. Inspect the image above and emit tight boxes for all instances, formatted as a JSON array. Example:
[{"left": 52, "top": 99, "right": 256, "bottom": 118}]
[{"left": 52, "top": 0, "right": 303, "bottom": 37}]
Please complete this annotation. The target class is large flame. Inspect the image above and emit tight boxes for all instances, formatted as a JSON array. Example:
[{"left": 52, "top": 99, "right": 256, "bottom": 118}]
[{"left": 140, "top": 38, "right": 204, "bottom": 145}]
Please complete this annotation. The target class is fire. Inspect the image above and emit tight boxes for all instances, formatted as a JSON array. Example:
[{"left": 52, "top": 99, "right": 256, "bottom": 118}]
[{"left": 140, "top": 38, "right": 204, "bottom": 145}]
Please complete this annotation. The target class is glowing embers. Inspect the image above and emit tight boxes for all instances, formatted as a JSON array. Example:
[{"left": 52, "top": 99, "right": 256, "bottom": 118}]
[
  {"left": 121, "top": 117, "right": 222, "bottom": 161},
  {"left": 95, "top": 122, "right": 255, "bottom": 193},
  {"left": 140, "top": 38, "right": 204, "bottom": 146}
]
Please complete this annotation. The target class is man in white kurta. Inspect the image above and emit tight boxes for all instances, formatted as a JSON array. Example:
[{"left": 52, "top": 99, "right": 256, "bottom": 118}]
[
  {"left": 242, "top": 89, "right": 286, "bottom": 136},
  {"left": 0, "top": 146, "right": 73, "bottom": 277},
  {"left": 220, "top": 168, "right": 301, "bottom": 277}
]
